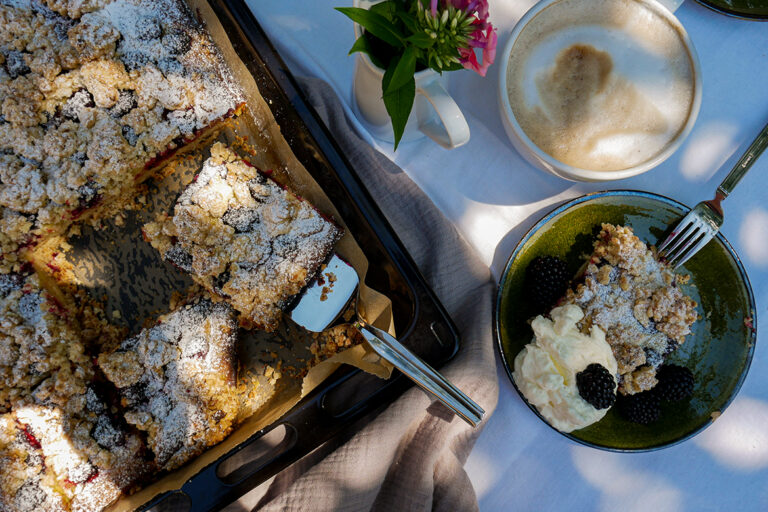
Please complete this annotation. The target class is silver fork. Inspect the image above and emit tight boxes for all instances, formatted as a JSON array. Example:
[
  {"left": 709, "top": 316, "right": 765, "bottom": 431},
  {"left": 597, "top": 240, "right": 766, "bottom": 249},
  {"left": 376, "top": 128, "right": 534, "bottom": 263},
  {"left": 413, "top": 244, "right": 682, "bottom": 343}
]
[{"left": 658, "top": 120, "right": 768, "bottom": 268}]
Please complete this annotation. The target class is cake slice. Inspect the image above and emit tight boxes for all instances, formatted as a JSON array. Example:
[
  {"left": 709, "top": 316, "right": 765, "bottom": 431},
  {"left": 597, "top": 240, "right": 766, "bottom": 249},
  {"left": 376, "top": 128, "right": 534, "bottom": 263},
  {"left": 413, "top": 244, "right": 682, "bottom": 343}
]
[
  {"left": 0, "top": 268, "right": 91, "bottom": 413},
  {"left": 143, "top": 142, "right": 343, "bottom": 331},
  {"left": 0, "top": 0, "right": 246, "bottom": 272},
  {"left": 98, "top": 295, "right": 240, "bottom": 471},
  {"left": 14, "top": 393, "right": 150, "bottom": 512},
  {"left": 0, "top": 412, "right": 67, "bottom": 512},
  {"left": 563, "top": 224, "right": 698, "bottom": 394}
]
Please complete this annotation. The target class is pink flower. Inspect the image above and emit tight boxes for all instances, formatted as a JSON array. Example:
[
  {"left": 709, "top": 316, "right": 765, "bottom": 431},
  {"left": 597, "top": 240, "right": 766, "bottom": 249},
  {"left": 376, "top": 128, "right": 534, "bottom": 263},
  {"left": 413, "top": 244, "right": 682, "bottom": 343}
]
[{"left": 447, "top": 0, "right": 497, "bottom": 76}]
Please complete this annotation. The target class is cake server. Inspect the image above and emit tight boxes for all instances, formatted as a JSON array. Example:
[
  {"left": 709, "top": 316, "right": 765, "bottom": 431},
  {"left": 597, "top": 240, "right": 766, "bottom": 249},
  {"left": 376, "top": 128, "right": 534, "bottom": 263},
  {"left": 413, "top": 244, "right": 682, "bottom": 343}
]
[{"left": 288, "top": 254, "right": 485, "bottom": 427}]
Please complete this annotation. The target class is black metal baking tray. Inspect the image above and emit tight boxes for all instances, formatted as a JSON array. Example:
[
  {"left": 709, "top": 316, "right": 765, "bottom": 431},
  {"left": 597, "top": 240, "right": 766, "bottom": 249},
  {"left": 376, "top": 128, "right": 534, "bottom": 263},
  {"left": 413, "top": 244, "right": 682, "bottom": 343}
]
[{"left": 141, "top": 1, "right": 461, "bottom": 510}]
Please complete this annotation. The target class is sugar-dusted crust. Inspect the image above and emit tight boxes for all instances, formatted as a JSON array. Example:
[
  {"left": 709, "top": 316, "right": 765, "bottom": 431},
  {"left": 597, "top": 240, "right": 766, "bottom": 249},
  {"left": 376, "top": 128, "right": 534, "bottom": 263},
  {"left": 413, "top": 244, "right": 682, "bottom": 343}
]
[
  {"left": 0, "top": 0, "right": 245, "bottom": 272},
  {"left": 98, "top": 295, "right": 240, "bottom": 471},
  {"left": 564, "top": 224, "right": 698, "bottom": 395},
  {"left": 143, "top": 142, "right": 344, "bottom": 331},
  {"left": 0, "top": 267, "right": 149, "bottom": 512},
  {"left": 0, "top": 268, "right": 91, "bottom": 413},
  {"left": 0, "top": 412, "right": 68, "bottom": 512},
  {"left": 14, "top": 396, "right": 150, "bottom": 512}
]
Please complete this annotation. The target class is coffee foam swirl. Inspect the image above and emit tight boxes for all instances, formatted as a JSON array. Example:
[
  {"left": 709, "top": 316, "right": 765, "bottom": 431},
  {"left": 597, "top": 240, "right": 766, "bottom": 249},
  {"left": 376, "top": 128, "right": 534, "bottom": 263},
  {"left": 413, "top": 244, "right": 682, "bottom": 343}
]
[{"left": 506, "top": 0, "right": 695, "bottom": 171}]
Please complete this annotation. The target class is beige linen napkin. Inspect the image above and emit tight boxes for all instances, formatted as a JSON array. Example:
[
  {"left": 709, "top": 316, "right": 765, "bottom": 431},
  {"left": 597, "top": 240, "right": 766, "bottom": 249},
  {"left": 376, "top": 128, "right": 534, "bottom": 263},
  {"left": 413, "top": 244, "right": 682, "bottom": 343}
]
[{"left": 227, "top": 77, "right": 498, "bottom": 512}]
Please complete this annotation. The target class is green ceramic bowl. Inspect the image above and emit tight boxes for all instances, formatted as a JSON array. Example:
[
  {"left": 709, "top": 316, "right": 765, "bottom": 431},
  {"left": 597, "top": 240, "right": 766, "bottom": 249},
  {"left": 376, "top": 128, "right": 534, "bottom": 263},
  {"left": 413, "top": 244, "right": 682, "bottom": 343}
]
[
  {"left": 495, "top": 190, "right": 757, "bottom": 451},
  {"left": 695, "top": 0, "right": 768, "bottom": 20}
]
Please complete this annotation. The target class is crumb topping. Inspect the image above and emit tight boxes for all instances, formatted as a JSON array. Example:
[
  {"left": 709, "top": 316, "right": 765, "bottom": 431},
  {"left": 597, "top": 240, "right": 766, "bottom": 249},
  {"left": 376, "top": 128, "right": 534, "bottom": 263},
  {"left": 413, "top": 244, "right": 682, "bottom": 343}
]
[
  {"left": 0, "top": 0, "right": 244, "bottom": 271},
  {"left": 0, "top": 412, "right": 68, "bottom": 512},
  {"left": 98, "top": 296, "right": 240, "bottom": 471},
  {"left": 565, "top": 224, "right": 698, "bottom": 395},
  {"left": 0, "top": 270, "right": 90, "bottom": 413},
  {"left": 143, "top": 142, "right": 343, "bottom": 331}
]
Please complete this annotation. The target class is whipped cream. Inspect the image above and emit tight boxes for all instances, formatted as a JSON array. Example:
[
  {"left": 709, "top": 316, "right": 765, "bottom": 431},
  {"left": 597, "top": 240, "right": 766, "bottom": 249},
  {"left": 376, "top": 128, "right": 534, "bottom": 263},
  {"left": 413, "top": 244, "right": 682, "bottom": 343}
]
[{"left": 513, "top": 304, "right": 618, "bottom": 433}]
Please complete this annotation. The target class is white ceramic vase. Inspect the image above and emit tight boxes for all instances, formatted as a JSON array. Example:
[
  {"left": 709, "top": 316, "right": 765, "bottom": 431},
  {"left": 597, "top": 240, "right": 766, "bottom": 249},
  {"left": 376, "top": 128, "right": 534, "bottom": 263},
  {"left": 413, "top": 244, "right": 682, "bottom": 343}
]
[{"left": 350, "top": 0, "right": 470, "bottom": 149}]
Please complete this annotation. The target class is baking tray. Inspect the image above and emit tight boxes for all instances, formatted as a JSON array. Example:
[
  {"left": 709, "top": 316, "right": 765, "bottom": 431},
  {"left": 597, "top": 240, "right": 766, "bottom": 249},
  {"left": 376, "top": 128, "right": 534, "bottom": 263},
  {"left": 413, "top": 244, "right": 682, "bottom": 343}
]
[{"left": 140, "top": 1, "right": 461, "bottom": 510}]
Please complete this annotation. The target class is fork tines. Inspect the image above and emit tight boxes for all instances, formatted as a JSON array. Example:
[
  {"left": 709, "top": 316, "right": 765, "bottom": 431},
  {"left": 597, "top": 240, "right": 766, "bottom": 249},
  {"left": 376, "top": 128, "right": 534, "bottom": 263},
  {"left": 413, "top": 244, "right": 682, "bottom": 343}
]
[{"left": 658, "top": 205, "right": 718, "bottom": 268}]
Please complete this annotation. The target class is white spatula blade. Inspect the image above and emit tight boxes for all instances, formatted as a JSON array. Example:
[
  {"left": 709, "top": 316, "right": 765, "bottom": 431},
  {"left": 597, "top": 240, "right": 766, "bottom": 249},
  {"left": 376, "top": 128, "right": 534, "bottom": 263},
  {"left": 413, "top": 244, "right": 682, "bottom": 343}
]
[{"left": 287, "top": 254, "right": 359, "bottom": 332}]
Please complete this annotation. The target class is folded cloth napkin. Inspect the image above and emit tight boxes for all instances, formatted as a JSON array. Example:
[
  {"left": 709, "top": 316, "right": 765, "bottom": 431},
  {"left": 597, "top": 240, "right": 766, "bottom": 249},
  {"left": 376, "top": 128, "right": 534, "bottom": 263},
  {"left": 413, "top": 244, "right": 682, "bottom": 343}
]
[{"left": 227, "top": 77, "right": 498, "bottom": 512}]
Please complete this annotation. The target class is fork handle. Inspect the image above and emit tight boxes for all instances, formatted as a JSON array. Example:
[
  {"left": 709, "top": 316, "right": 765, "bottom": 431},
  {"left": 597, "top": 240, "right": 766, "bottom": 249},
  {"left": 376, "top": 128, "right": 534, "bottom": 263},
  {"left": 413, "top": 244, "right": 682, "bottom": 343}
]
[
  {"left": 718, "top": 120, "right": 768, "bottom": 198},
  {"left": 354, "top": 321, "right": 485, "bottom": 427}
]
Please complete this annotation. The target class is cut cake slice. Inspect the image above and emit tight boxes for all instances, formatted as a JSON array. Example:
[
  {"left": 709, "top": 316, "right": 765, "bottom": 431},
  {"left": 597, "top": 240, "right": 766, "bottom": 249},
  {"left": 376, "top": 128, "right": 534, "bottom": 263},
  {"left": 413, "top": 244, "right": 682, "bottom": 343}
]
[
  {"left": 142, "top": 142, "right": 343, "bottom": 331},
  {"left": 98, "top": 294, "right": 240, "bottom": 471},
  {"left": 0, "top": 0, "right": 246, "bottom": 273}
]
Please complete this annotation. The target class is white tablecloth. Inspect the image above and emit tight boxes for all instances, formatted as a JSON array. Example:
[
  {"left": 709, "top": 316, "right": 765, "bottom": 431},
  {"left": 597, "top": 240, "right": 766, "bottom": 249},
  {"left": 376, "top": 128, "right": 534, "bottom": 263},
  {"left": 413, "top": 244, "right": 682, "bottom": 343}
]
[{"left": 245, "top": 1, "right": 768, "bottom": 509}]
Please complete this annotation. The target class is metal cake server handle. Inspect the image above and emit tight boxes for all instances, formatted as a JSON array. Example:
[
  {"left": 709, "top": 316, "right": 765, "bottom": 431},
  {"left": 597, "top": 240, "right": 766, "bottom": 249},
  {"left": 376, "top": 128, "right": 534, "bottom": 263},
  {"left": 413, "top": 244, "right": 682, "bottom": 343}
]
[
  {"left": 354, "top": 317, "right": 484, "bottom": 426},
  {"left": 289, "top": 254, "right": 485, "bottom": 427}
]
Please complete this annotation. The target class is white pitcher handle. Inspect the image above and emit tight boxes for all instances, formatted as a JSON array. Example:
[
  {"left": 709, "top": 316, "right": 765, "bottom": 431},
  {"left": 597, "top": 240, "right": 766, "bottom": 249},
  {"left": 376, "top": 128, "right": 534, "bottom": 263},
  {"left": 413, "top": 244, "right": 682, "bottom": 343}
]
[
  {"left": 417, "top": 80, "right": 470, "bottom": 149},
  {"left": 656, "top": 0, "right": 684, "bottom": 12}
]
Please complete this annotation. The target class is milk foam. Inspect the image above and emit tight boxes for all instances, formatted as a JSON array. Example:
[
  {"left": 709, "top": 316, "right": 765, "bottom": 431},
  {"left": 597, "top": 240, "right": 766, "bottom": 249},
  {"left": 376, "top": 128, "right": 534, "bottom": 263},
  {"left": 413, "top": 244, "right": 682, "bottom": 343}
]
[{"left": 506, "top": 0, "right": 695, "bottom": 171}]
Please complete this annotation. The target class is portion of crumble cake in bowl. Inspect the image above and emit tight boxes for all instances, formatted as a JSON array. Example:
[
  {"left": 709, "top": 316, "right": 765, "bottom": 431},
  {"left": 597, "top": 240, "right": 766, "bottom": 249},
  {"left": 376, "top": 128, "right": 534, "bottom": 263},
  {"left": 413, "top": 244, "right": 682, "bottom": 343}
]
[{"left": 496, "top": 190, "right": 756, "bottom": 451}]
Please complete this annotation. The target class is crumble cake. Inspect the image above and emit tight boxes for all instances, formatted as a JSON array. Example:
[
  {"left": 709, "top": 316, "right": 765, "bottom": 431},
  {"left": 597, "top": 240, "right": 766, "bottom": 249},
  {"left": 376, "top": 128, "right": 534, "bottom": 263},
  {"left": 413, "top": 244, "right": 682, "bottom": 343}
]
[
  {"left": 142, "top": 142, "right": 343, "bottom": 331},
  {"left": 564, "top": 224, "right": 698, "bottom": 395},
  {"left": 14, "top": 393, "right": 149, "bottom": 512},
  {"left": 0, "top": 267, "right": 91, "bottom": 413},
  {"left": 0, "top": 0, "right": 245, "bottom": 272},
  {"left": 98, "top": 295, "right": 240, "bottom": 471},
  {"left": 0, "top": 412, "right": 68, "bottom": 512}
]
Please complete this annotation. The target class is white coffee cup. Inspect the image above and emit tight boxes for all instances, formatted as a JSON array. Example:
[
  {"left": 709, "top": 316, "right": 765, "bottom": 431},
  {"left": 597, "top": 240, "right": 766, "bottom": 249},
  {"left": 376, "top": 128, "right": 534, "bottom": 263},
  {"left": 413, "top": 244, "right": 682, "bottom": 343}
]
[
  {"left": 498, "top": 0, "right": 702, "bottom": 181},
  {"left": 351, "top": 0, "right": 470, "bottom": 149}
]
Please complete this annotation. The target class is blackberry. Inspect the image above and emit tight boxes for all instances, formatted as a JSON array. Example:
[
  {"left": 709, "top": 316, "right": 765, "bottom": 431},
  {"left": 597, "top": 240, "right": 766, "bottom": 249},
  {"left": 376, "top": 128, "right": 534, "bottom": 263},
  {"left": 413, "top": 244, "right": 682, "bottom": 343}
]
[
  {"left": 212, "top": 268, "right": 231, "bottom": 296},
  {"left": 524, "top": 256, "right": 570, "bottom": 312},
  {"left": 120, "top": 51, "right": 151, "bottom": 72},
  {"left": 121, "top": 125, "right": 138, "bottom": 146},
  {"left": 108, "top": 90, "right": 137, "bottom": 118},
  {"left": 157, "top": 58, "right": 184, "bottom": 77},
  {"left": 71, "top": 151, "right": 87, "bottom": 165},
  {"left": 5, "top": 50, "right": 30, "bottom": 78},
  {"left": 654, "top": 364, "right": 694, "bottom": 402},
  {"left": 13, "top": 482, "right": 46, "bottom": 510},
  {"left": 75, "top": 181, "right": 101, "bottom": 210},
  {"left": 617, "top": 391, "right": 660, "bottom": 425},
  {"left": 0, "top": 273, "right": 24, "bottom": 298},
  {"left": 222, "top": 207, "right": 260, "bottom": 233},
  {"left": 91, "top": 416, "right": 125, "bottom": 449},
  {"left": 61, "top": 89, "right": 94, "bottom": 121},
  {"left": 165, "top": 245, "right": 193, "bottom": 272},
  {"left": 576, "top": 363, "right": 616, "bottom": 409},
  {"left": 122, "top": 382, "right": 147, "bottom": 404}
]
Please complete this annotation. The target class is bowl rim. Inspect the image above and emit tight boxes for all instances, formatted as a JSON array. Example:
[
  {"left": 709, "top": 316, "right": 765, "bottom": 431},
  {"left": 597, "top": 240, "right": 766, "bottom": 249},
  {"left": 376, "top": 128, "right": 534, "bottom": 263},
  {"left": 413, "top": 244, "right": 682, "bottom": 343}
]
[
  {"left": 693, "top": 0, "right": 768, "bottom": 20},
  {"left": 496, "top": 0, "right": 703, "bottom": 182},
  {"left": 494, "top": 189, "right": 757, "bottom": 451}
]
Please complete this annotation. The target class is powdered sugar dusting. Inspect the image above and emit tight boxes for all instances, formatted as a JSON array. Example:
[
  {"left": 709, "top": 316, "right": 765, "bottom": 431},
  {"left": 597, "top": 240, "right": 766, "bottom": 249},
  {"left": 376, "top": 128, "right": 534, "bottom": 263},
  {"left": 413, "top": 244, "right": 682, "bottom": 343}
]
[
  {"left": 565, "top": 224, "right": 698, "bottom": 395},
  {"left": 143, "top": 143, "right": 343, "bottom": 331},
  {"left": 98, "top": 296, "right": 240, "bottom": 470},
  {"left": 0, "top": 0, "right": 245, "bottom": 267}
]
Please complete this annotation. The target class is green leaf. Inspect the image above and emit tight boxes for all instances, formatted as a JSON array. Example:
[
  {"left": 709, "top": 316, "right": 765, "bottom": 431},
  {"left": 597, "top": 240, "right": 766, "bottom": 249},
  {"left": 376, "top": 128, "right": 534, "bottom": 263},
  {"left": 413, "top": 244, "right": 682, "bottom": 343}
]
[
  {"left": 406, "top": 32, "right": 435, "bottom": 49},
  {"left": 395, "top": 7, "right": 420, "bottom": 33},
  {"left": 335, "top": 7, "right": 404, "bottom": 48},
  {"left": 384, "top": 46, "right": 416, "bottom": 95},
  {"left": 382, "top": 61, "right": 415, "bottom": 150},
  {"left": 369, "top": 1, "right": 395, "bottom": 21},
  {"left": 348, "top": 35, "right": 386, "bottom": 69}
]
